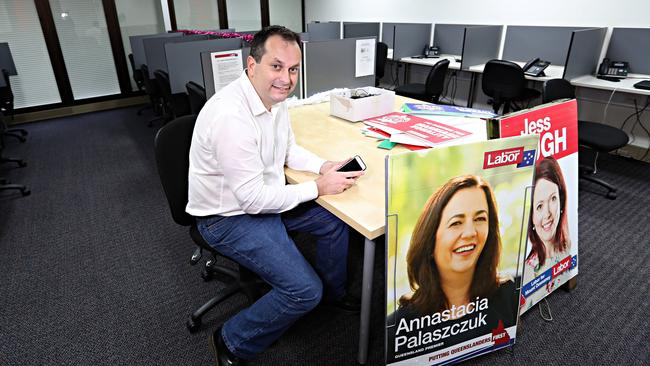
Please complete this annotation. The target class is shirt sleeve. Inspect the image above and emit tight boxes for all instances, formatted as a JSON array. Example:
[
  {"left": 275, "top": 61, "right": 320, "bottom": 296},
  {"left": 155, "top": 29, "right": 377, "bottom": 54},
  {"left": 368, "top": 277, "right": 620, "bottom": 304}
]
[{"left": 213, "top": 110, "right": 318, "bottom": 214}]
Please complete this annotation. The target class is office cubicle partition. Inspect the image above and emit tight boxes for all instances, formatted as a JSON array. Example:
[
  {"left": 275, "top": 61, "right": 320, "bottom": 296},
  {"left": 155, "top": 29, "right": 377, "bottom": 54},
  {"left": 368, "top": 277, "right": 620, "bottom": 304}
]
[
  {"left": 143, "top": 34, "right": 208, "bottom": 78},
  {"left": 502, "top": 25, "right": 589, "bottom": 66},
  {"left": 433, "top": 24, "right": 484, "bottom": 56},
  {"left": 382, "top": 23, "right": 432, "bottom": 60},
  {"left": 343, "top": 22, "right": 380, "bottom": 39},
  {"left": 129, "top": 33, "right": 182, "bottom": 72},
  {"left": 605, "top": 28, "right": 650, "bottom": 75},
  {"left": 563, "top": 28, "right": 607, "bottom": 80},
  {"left": 0, "top": 43, "right": 17, "bottom": 75},
  {"left": 303, "top": 37, "right": 376, "bottom": 97},
  {"left": 201, "top": 47, "right": 250, "bottom": 99},
  {"left": 306, "top": 22, "right": 341, "bottom": 41},
  {"left": 166, "top": 38, "right": 243, "bottom": 94},
  {"left": 461, "top": 25, "right": 503, "bottom": 71}
]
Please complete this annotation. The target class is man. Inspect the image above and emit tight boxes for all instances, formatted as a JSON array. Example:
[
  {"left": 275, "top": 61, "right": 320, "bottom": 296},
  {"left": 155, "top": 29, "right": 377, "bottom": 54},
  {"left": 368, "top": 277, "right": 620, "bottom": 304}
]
[{"left": 186, "top": 26, "right": 364, "bottom": 365}]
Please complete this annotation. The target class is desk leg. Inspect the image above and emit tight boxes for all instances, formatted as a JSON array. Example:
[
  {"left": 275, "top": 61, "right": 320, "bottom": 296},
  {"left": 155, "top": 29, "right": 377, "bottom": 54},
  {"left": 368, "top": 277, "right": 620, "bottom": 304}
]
[
  {"left": 467, "top": 72, "right": 476, "bottom": 108},
  {"left": 357, "top": 237, "right": 375, "bottom": 365}
]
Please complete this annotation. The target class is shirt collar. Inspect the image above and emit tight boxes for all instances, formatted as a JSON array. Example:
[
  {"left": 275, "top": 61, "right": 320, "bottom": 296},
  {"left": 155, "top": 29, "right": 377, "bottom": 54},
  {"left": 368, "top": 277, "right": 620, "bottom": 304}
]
[{"left": 240, "top": 70, "right": 280, "bottom": 117}]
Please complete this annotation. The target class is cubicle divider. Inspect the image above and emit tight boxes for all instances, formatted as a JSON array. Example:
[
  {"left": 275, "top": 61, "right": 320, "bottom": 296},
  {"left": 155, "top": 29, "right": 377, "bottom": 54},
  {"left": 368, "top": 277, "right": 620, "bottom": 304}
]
[
  {"left": 605, "top": 28, "right": 650, "bottom": 75},
  {"left": 563, "top": 27, "right": 607, "bottom": 80},
  {"left": 461, "top": 25, "right": 503, "bottom": 71},
  {"left": 200, "top": 46, "right": 249, "bottom": 99},
  {"left": 343, "top": 22, "right": 380, "bottom": 39},
  {"left": 382, "top": 23, "right": 432, "bottom": 60},
  {"left": 303, "top": 37, "right": 376, "bottom": 97},
  {"left": 129, "top": 33, "right": 182, "bottom": 72},
  {"left": 502, "top": 25, "right": 589, "bottom": 65},
  {"left": 143, "top": 34, "right": 208, "bottom": 78},
  {"left": 0, "top": 43, "right": 17, "bottom": 75},
  {"left": 306, "top": 22, "right": 341, "bottom": 41},
  {"left": 166, "top": 38, "right": 243, "bottom": 94},
  {"left": 433, "top": 23, "right": 484, "bottom": 57}
]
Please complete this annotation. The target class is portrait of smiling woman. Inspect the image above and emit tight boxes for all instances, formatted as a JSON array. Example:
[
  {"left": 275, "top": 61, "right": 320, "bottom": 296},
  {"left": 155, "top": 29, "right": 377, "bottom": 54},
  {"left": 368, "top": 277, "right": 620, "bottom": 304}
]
[{"left": 386, "top": 175, "right": 518, "bottom": 360}]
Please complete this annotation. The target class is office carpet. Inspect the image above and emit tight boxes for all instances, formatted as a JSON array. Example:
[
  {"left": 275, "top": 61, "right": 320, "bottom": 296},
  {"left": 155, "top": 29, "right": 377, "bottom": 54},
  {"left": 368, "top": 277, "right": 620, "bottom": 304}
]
[{"left": 0, "top": 106, "right": 648, "bottom": 366}]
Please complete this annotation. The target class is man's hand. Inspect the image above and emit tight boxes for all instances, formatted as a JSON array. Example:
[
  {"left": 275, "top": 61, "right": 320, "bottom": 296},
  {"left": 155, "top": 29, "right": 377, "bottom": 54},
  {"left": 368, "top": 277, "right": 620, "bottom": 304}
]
[
  {"left": 315, "top": 168, "right": 364, "bottom": 196},
  {"left": 319, "top": 160, "right": 347, "bottom": 175}
]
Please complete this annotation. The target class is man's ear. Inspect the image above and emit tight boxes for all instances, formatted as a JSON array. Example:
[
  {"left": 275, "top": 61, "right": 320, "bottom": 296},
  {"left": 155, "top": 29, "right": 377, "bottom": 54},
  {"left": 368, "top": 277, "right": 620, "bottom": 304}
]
[{"left": 246, "top": 55, "right": 257, "bottom": 76}]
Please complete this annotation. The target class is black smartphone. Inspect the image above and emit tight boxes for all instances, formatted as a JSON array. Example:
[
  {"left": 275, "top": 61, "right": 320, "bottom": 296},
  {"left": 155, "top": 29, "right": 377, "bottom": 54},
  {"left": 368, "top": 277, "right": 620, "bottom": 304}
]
[{"left": 337, "top": 155, "right": 367, "bottom": 172}]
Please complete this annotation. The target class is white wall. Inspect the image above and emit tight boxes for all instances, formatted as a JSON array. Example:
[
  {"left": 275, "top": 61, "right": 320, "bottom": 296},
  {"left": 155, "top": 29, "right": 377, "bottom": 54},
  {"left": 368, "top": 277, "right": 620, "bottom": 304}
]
[{"left": 305, "top": 0, "right": 650, "bottom": 28}]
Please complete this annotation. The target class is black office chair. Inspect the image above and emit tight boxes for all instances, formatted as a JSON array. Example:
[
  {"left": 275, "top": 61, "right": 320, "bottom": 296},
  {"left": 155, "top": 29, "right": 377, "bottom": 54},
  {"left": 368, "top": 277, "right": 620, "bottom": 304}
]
[
  {"left": 1, "top": 69, "right": 28, "bottom": 142},
  {"left": 0, "top": 111, "right": 29, "bottom": 196},
  {"left": 154, "top": 114, "right": 265, "bottom": 332},
  {"left": 140, "top": 64, "right": 164, "bottom": 126},
  {"left": 543, "top": 78, "right": 628, "bottom": 199},
  {"left": 186, "top": 81, "right": 207, "bottom": 115},
  {"left": 481, "top": 59, "right": 541, "bottom": 115},
  {"left": 375, "top": 42, "right": 388, "bottom": 87},
  {"left": 127, "top": 54, "right": 151, "bottom": 116},
  {"left": 395, "top": 58, "right": 449, "bottom": 103},
  {"left": 154, "top": 69, "right": 190, "bottom": 122}
]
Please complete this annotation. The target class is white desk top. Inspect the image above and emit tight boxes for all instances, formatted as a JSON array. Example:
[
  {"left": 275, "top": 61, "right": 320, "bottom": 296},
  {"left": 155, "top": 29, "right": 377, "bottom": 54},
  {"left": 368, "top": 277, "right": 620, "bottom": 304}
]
[
  {"left": 400, "top": 54, "right": 461, "bottom": 70},
  {"left": 570, "top": 74, "right": 650, "bottom": 96},
  {"left": 468, "top": 62, "right": 565, "bottom": 81}
]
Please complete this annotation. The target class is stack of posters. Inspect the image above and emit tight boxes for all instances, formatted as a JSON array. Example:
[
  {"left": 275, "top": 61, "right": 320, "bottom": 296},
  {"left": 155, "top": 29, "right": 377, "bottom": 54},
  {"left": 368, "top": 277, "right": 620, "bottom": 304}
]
[{"left": 402, "top": 103, "right": 497, "bottom": 119}]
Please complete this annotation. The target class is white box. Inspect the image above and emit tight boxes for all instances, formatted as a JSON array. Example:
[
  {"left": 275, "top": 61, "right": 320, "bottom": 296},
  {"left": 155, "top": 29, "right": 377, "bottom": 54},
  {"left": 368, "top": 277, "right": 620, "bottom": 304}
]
[{"left": 330, "top": 87, "right": 395, "bottom": 122}]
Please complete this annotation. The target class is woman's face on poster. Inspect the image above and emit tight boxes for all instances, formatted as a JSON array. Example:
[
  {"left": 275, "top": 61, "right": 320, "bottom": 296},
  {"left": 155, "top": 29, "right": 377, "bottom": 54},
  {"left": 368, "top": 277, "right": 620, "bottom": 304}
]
[
  {"left": 433, "top": 187, "right": 489, "bottom": 276},
  {"left": 532, "top": 178, "right": 560, "bottom": 244}
]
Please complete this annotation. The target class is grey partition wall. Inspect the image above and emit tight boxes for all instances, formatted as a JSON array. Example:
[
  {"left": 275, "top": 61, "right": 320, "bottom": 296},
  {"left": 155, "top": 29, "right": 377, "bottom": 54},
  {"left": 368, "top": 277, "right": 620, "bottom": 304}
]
[
  {"left": 143, "top": 34, "right": 208, "bottom": 78},
  {"left": 343, "top": 22, "right": 380, "bottom": 39},
  {"left": 461, "top": 25, "right": 503, "bottom": 71},
  {"left": 563, "top": 28, "right": 607, "bottom": 80},
  {"left": 382, "top": 23, "right": 431, "bottom": 60},
  {"left": 503, "top": 26, "right": 588, "bottom": 66},
  {"left": 0, "top": 43, "right": 17, "bottom": 75},
  {"left": 130, "top": 33, "right": 182, "bottom": 71},
  {"left": 201, "top": 47, "right": 250, "bottom": 99},
  {"left": 433, "top": 24, "right": 483, "bottom": 56},
  {"left": 303, "top": 37, "right": 376, "bottom": 97},
  {"left": 306, "top": 22, "right": 341, "bottom": 41},
  {"left": 166, "top": 38, "right": 242, "bottom": 94},
  {"left": 606, "top": 28, "right": 650, "bottom": 74}
]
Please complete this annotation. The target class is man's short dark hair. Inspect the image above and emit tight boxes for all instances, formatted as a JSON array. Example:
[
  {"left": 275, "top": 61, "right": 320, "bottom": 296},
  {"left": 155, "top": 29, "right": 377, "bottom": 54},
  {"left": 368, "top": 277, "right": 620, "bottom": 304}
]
[{"left": 250, "top": 25, "right": 301, "bottom": 63}]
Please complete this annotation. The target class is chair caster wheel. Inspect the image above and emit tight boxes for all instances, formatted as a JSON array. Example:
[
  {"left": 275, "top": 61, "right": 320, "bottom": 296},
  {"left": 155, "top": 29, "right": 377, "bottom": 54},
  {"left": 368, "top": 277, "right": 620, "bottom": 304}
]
[
  {"left": 606, "top": 191, "right": 617, "bottom": 200},
  {"left": 21, "top": 189, "right": 30, "bottom": 196},
  {"left": 187, "top": 317, "right": 201, "bottom": 333},
  {"left": 19, "top": 130, "right": 28, "bottom": 136},
  {"left": 19, "top": 161, "right": 27, "bottom": 167},
  {"left": 201, "top": 270, "right": 214, "bottom": 281}
]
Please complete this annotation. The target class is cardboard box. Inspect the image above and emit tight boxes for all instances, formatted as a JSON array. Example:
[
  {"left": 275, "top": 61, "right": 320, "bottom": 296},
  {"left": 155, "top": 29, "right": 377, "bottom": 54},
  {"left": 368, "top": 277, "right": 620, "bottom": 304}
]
[{"left": 330, "top": 87, "right": 395, "bottom": 122}]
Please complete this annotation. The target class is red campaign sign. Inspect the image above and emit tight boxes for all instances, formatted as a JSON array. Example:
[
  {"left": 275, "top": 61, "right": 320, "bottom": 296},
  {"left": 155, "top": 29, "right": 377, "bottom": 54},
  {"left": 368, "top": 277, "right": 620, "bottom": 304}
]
[
  {"left": 497, "top": 100, "right": 578, "bottom": 161},
  {"left": 483, "top": 147, "right": 524, "bottom": 169}
]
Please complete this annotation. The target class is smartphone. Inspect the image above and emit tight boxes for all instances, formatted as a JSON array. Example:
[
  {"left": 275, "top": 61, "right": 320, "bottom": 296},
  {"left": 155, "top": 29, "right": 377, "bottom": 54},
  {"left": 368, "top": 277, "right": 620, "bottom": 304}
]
[{"left": 337, "top": 155, "right": 367, "bottom": 172}]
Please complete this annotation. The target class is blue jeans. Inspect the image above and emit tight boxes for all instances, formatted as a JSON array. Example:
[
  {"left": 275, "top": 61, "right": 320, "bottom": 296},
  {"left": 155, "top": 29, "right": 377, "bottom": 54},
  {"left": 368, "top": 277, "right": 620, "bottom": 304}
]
[{"left": 196, "top": 202, "right": 349, "bottom": 359}]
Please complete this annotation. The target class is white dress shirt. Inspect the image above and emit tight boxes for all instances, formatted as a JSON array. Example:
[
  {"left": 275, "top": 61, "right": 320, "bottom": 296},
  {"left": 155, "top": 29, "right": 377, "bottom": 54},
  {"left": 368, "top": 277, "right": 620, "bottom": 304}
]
[{"left": 186, "top": 71, "right": 324, "bottom": 217}]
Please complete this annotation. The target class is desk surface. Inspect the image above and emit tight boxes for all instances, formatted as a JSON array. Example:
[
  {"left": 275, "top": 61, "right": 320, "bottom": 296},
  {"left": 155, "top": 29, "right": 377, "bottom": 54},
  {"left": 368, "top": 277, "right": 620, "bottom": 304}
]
[
  {"left": 571, "top": 74, "right": 650, "bottom": 96},
  {"left": 285, "top": 96, "right": 487, "bottom": 239},
  {"left": 400, "top": 54, "right": 461, "bottom": 70},
  {"left": 468, "top": 61, "right": 565, "bottom": 81}
]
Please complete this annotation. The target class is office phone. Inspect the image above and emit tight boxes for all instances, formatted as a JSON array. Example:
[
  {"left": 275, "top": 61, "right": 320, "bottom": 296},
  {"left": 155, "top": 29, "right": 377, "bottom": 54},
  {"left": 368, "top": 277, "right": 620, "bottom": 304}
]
[
  {"left": 523, "top": 58, "right": 551, "bottom": 77},
  {"left": 597, "top": 58, "right": 629, "bottom": 81},
  {"left": 423, "top": 45, "right": 440, "bottom": 58}
]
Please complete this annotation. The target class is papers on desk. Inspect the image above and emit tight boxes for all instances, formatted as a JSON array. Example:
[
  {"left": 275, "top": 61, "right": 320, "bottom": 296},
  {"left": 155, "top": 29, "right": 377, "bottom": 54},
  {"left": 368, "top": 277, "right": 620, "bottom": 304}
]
[
  {"left": 402, "top": 102, "right": 496, "bottom": 118},
  {"left": 363, "top": 112, "right": 475, "bottom": 148}
]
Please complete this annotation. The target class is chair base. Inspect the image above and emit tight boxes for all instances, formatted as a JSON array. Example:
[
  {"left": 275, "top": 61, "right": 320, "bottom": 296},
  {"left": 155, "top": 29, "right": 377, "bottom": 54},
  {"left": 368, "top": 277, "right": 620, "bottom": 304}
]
[
  {"left": 1, "top": 156, "right": 27, "bottom": 168},
  {"left": 187, "top": 281, "right": 241, "bottom": 333},
  {"left": 579, "top": 164, "right": 617, "bottom": 199},
  {"left": 0, "top": 182, "right": 30, "bottom": 196}
]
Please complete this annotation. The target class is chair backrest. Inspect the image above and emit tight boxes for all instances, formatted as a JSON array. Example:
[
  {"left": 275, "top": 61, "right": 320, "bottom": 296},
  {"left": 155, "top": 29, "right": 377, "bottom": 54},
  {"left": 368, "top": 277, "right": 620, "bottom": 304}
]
[
  {"left": 481, "top": 59, "right": 526, "bottom": 101},
  {"left": 375, "top": 42, "right": 388, "bottom": 80},
  {"left": 0, "top": 69, "right": 14, "bottom": 115},
  {"left": 154, "top": 69, "right": 173, "bottom": 102},
  {"left": 424, "top": 58, "right": 450, "bottom": 97},
  {"left": 128, "top": 53, "right": 144, "bottom": 90},
  {"left": 186, "top": 81, "right": 207, "bottom": 115},
  {"left": 154, "top": 114, "right": 198, "bottom": 227},
  {"left": 140, "top": 64, "right": 159, "bottom": 97},
  {"left": 543, "top": 78, "right": 575, "bottom": 103}
]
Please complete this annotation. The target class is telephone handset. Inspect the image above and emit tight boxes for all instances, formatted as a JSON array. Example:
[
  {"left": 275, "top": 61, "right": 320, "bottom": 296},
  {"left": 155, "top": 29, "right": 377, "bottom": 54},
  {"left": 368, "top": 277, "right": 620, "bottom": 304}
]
[
  {"left": 523, "top": 58, "right": 551, "bottom": 77},
  {"left": 597, "top": 58, "right": 629, "bottom": 81}
]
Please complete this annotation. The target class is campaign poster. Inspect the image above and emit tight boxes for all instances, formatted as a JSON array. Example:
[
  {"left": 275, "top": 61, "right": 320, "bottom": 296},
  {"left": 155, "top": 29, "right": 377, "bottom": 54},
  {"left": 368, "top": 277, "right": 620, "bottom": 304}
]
[
  {"left": 495, "top": 99, "right": 579, "bottom": 314},
  {"left": 385, "top": 135, "right": 539, "bottom": 365}
]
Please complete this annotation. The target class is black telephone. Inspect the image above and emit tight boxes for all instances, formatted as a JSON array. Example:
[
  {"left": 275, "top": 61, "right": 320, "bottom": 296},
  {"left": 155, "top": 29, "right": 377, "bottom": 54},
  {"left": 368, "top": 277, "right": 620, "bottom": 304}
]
[
  {"left": 423, "top": 45, "right": 440, "bottom": 58},
  {"left": 597, "top": 58, "right": 629, "bottom": 80},
  {"left": 523, "top": 58, "right": 551, "bottom": 77}
]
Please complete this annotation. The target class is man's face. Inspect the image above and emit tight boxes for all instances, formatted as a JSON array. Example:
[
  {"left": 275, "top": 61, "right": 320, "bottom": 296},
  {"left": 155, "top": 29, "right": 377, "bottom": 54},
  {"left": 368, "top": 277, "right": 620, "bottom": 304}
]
[{"left": 247, "top": 35, "right": 301, "bottom": 110}]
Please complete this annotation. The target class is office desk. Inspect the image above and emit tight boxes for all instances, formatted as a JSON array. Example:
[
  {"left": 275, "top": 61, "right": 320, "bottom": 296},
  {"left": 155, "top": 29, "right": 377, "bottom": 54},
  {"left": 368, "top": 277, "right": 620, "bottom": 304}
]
[
  {"left": 286, "top": 97, "right": 487, "bottom": 364},
  {"left": 468, "top": 62, "right": 565, "bottom": 81},
  {"left": 400, "top": 54, "right": 462, "bottom": 71},
  {"left": 571, "top": 74, "right": 650, "bottom": 96}
]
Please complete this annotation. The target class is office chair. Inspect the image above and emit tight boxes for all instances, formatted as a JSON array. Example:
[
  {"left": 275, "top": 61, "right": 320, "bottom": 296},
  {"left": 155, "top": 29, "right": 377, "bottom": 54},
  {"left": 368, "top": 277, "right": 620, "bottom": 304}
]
[
  {"left": 140, "top": 64, "right": 164, "bottom": 127},
  {"left": 375, "top": 42, "right": 388, "bottom": 87},
  {"left": 0, "top": 111, "right": 29, "bottom": 196},
  {"left": 127, "top": 54, "right": 150, "bottom": 116},
  {"left": 186, "top": 81, "right": 207, "bottom": 115},
  {"left": 1, "top": 69, "right": 28, "bottom": 142},
  {"left": 154, "top": 114, "right": 266, "bottom": 332},
  {"left": 154, "top": 69, "right": 190, "bottom": 122},
  {"left": 395, "top": 59, "right": 450, "bottom": 103},
  {"left": 543, "top": 78, "right": 628, "bottom": 199},
  {"left": 481, "top": 59, "right": 541, "bottom": 115}
]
